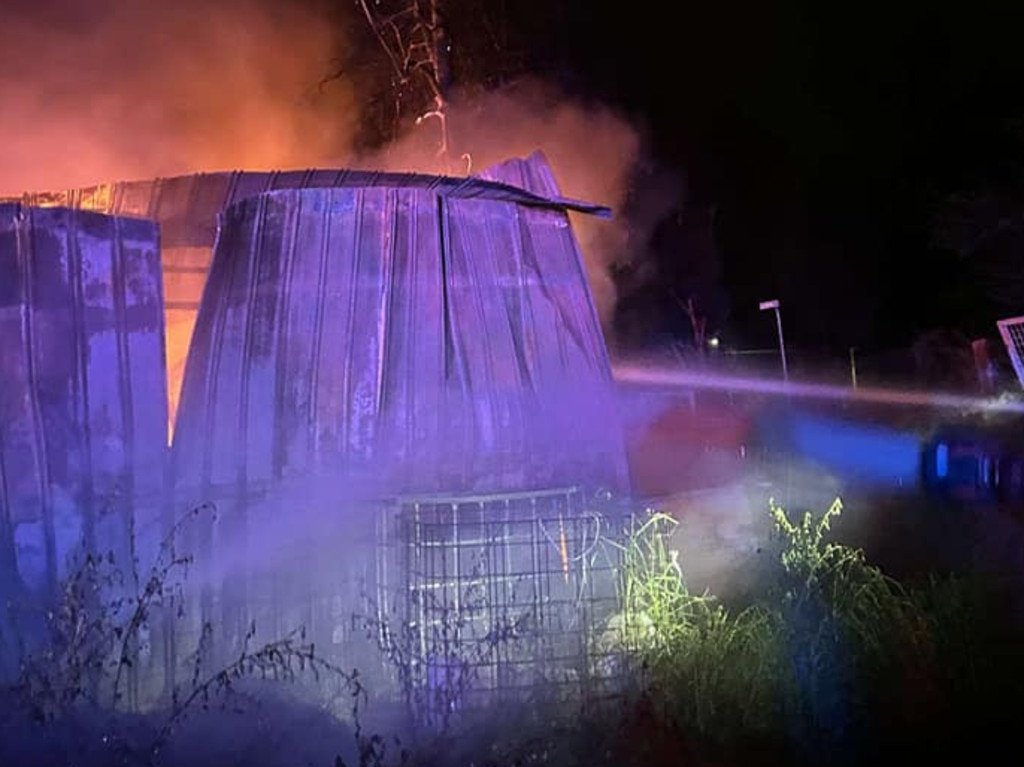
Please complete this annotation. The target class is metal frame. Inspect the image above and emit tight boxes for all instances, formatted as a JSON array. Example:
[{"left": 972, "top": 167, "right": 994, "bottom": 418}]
[
  {"left": 997, "top": 315, "right": 1024, "bottom": 388},
  {"left": 375, "top": 487, "right": 627, "bottom": 731}
]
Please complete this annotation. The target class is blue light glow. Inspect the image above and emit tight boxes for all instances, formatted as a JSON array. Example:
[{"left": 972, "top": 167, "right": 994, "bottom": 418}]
[
  {"left": 936, "top": 443, "right": 948, "bottom": 479},
  {"left": 771, "top": 408, "right": 923, "bottom": 487}
]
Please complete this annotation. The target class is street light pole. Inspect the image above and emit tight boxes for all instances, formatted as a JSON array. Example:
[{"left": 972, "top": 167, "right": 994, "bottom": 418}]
[
  {"left": 759, "top": 298, "right": 791, "bottom": 507},
  {"left": 759, "top": 299, "right": 789, "bottom": 381}
]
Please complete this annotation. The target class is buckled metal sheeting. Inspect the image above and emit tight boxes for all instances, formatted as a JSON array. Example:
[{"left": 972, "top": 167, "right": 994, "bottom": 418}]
[{"left": 172, "top": 184, "right": 628, "bottom": 499}]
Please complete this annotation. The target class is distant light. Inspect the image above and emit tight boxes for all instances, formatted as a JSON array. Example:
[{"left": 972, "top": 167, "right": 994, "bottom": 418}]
[
  {"left": 936, "top": 443, "right": 949, "bottom": 479},
  {"left": 708, "top": 336, "right": 720, "bottom": 348}
]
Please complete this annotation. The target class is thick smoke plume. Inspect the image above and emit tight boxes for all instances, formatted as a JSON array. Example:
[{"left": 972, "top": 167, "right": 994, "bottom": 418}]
[
  {"left": 0, "top": 0, "right": 355, "bottom": 195},
  {"left": 0, "top": 2, "right": 648, "bottom": 329},
  {"left": 363, "top": 81, "right": 644, "bottom": 329}
]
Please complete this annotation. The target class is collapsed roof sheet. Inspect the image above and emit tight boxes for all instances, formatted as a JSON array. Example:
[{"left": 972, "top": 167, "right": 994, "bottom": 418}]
[{"left": 6, "top": 157, "right": 610, "bottom": 250}]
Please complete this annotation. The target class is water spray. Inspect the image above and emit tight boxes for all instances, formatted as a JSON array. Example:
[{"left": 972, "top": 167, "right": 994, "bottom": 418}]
[{"left": 613, "top": 363, "right": 1024, "bottom": 415}]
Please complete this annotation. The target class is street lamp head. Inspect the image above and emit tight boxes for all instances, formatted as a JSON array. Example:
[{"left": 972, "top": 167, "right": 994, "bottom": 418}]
[{"left": 759, "top": 299, "right": 780, "bottom": 311}]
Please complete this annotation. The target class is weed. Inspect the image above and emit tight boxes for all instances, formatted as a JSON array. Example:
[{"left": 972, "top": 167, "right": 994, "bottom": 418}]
[
  {"left": 5, "top": 491, "right": 1023, "bottom": 767},
  {"left": 2, "top": 502, "right": 364, "bottom": 766}
]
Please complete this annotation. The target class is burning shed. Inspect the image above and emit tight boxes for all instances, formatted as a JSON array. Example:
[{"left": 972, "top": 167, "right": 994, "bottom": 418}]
[{"left": 5, "top": 156, "right": 632, "bottom": 716}]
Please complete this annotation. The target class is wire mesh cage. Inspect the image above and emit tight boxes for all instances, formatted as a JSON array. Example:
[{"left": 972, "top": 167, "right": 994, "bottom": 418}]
[{"left": 374, "top": 487, "right": 631, "bottom": 730}]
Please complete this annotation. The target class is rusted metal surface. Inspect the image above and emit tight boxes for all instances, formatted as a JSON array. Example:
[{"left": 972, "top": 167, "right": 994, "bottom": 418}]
[{"left": 0, "top": 204, "right": 167, "bottom": 599}]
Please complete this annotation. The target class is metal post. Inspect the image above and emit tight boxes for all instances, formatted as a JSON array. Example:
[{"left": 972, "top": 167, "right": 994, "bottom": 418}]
[
  {"left": 759, "top": 299, "right": 789, "bottom": 382},
  {"left": 774, "top": 306, "right": 789, "bottom": 382},
  {"left": 849, "top": 347, "right": 858, "bottom": 388},
  {"left": 759, "top": 300, "right": 790, "bottom": 506}
]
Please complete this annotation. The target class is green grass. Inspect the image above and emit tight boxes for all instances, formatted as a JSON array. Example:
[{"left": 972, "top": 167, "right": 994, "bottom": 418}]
[
  {"left": 597, "top": 496, "right": 1024, "bottom": 766},
  {"left": 607, "top": 511, "right": 787, "bottom": 748}
]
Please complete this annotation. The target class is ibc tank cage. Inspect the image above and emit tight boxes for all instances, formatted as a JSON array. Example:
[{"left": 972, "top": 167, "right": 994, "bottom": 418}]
[{"left": 374, "top": 487, "right": 633, "bottom": 733}]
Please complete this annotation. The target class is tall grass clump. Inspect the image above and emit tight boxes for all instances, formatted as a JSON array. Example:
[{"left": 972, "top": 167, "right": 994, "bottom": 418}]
[
  {"left": 612, "top": 496, "right": 1023, "bottom": 766},
  {"left": 767, "top": 497, "right": 933, "bottom": 763},
  {"left": 612, "top": 511, "right": 789, "bottom": 759},
  {"left": 767, "top": 495, "right": 1024, "bottom": 762}
]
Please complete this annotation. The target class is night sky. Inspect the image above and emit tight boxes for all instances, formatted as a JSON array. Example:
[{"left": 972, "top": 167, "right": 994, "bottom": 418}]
[{"left": 402, "top": 0, "right": 1024, "bottom": 362}]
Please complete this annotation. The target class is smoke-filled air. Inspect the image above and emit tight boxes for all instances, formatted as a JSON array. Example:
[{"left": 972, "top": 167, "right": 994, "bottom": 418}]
[
  {"left": 6, "top": 2, "right": 1024, "bottom": 767},
  {"left": 0, "top": 0, "right": 357, "bottom": 193},
  {"left": 361, "top": 82, "right": 643, "bottom": 328},
  {"left": 1, "top": 0, "right": 643, "bottom": 329}
]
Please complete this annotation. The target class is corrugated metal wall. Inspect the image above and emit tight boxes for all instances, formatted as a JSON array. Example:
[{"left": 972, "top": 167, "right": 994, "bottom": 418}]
[
  {"left": 172, "top": 185, "right": 629, "bottom": 499},
  {"left": 6, "top": 159, "right": 607, "bottom": 432},
  {"left": 0, "top": 204, "right": 168, "bottom": 603}
]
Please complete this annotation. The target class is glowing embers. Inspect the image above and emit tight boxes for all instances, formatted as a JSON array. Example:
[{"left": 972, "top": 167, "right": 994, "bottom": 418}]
[{"left": 375, "top": 487, "right": 625, "bottom": 730}]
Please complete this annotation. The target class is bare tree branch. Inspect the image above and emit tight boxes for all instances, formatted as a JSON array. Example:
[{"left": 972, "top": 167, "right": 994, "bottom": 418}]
[
  {"left": 357, "top": 0, "right": 409, "bottom": 84},
  {"left": 357, "top": 0, "right": 454, "bottom": 167}
]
